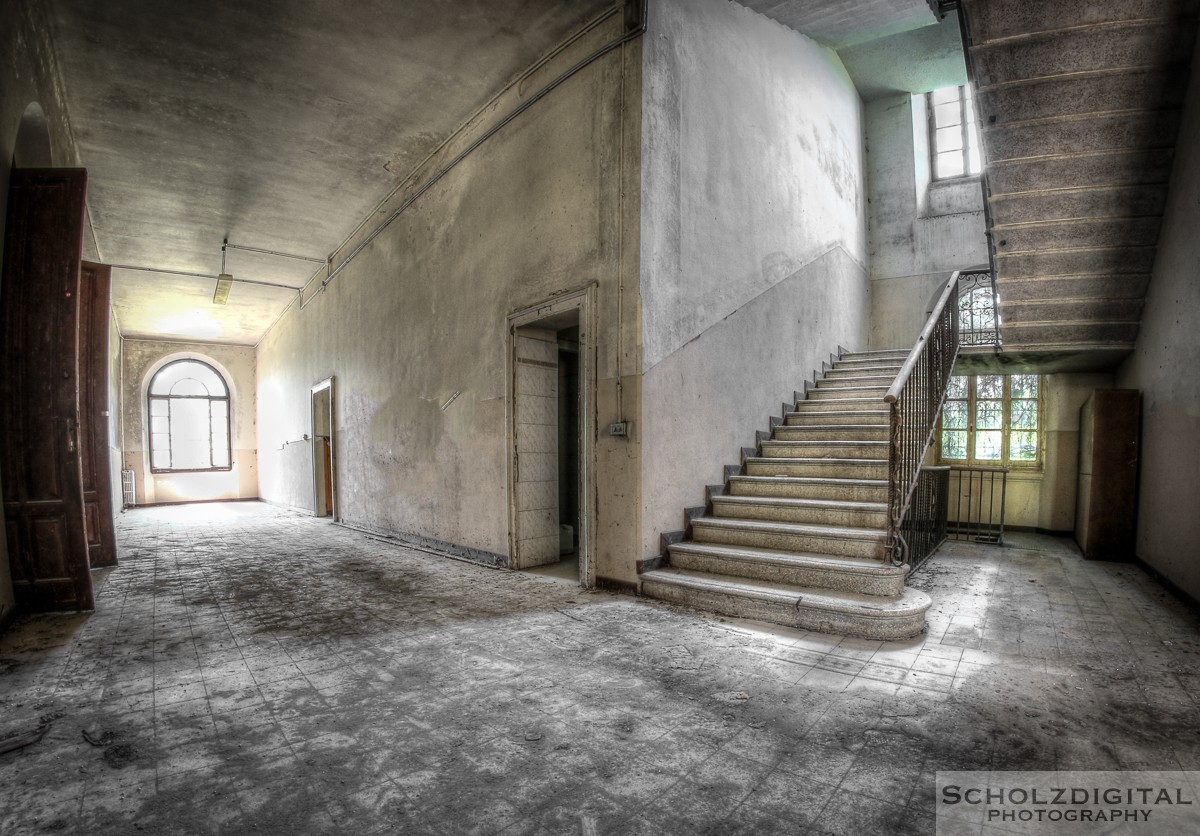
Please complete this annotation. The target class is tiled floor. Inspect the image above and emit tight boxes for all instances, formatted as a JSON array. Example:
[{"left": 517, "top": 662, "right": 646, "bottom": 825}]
[{"left": 1, "top": 503, "right": 1198, "bottom": 834}]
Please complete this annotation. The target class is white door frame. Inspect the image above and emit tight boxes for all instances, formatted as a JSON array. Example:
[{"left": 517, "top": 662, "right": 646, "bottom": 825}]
[
  {"left": 310, "top": 377, "right": 337, "bottom": 520},
  {"left": 505, "top": 285, "right": 597, "bottom": 588}
]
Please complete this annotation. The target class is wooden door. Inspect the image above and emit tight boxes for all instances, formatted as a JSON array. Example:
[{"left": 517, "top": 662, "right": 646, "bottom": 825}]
[
  {"left": 512, "top": 327, "right": 559, "bottom": 568},
  {"left": 79, "top": 261, "right": 117, "bottom": 568},
  {"left": 0, "top": 168, "right": 93, "bottom": 611}
]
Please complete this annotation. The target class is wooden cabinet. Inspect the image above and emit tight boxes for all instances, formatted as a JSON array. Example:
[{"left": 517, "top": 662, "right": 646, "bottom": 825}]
[{"left": 1075, "top": 389, "right": 1140, "bottom": 561}]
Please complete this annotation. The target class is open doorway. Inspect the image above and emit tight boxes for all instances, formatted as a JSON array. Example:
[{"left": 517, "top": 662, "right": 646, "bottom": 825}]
[
  {"left": 311, "top": 378, "right": 336, "bottom": 519},
  {"left": 507, "top": 288, "right": 595, "bottom": 587}
]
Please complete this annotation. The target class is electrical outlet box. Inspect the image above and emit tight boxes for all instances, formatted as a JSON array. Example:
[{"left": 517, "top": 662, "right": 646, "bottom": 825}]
[{"left": 608, "top": 421, "right": 628, "bottom": 437}]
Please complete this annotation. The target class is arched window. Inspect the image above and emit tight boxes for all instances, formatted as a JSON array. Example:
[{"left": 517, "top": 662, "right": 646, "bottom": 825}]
[
  {"left": 958, "top": 270, "right": 999, "bottom": 347},
  {"left": 148, "top": 360, "right": 231, "bottom": 472}
]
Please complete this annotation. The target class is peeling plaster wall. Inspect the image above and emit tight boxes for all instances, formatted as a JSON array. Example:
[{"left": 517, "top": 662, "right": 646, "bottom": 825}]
[
  {"left": 865, "top": 92, "right": 987, "bottom": 349},
  {"left": 1116, "top": 43, "right": 1200, "bottom": 601},
  {"left": 256, "top": 16, "right": 642, "bottom": 583},
  {"left": 121, "top": 340, "right": 258, "bottom": 505},
  {"left": 639, "top": 0, "right": 868, "bottom": 557},
  {"left": 0, "top": 0, "right": 98, "bottom": 626}
]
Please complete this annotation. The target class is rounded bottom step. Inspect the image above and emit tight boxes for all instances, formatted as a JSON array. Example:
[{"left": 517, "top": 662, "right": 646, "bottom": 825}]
[{"left": 640, "top": 568, "right": 929, "bottom": 641}]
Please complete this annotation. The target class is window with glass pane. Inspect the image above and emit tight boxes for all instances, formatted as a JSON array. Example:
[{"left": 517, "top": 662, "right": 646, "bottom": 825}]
[
  {"left": 929, "top": 85, "right": 983, "bottom": 180},
  {"left": 147, "top": 359, "right": 232, "bottom": 472},
  {"left": 939, "top": 374, "right": 1040, "bottom": 466},
  {"left": 957, "top": 270, "right": 999, "bottom": 347}
]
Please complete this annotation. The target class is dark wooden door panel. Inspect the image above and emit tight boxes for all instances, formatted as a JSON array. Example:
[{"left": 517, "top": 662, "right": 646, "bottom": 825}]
[
  {"left": 0, "top": 168, "right": 93, "bottom": 611},
  {"left": 79, "top": 261, "right": 117, "bottom": 568}
]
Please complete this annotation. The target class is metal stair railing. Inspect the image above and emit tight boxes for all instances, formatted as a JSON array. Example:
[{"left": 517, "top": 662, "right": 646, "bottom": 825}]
[{"left": 883, "top": 270, "right": 964, "bottom": 570}]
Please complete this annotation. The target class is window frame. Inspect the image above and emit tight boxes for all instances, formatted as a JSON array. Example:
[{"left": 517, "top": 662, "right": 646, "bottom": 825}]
[
  {"left": 147, "top": 359, "right": 233, "bottom": 474},
  {"left": 957, "top": 271, "right": 1001, "bottom": 347},
  {"left": 927, "top": 84, "right": 983, "bottom": 182},
  {"left": 938, "top": 374, "right": 1042, "bottom": 469}
]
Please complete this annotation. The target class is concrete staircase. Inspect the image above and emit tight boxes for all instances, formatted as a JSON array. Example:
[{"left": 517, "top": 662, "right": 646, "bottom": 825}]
[
  {"left": 960, "top": 0, "right": 1199, "bottom": 370},
  {"left": 640, "top": 349, "right": 932, "bottom": 640}
]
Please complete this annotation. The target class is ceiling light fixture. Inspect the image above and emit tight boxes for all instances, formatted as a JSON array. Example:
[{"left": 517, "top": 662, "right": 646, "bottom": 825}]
[{"left": 213, "top": 238, "right": 233, "bottom": 305}]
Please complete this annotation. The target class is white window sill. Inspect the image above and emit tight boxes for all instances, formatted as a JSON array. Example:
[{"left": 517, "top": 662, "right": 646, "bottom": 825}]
[{"left": 922, "top": 176, "right": 984, "bottom": 218}]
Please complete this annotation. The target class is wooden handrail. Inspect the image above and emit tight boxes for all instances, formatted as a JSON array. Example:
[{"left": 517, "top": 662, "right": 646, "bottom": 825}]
[{"left": 884, "top": 270, "right": 961, "bottom": 404}]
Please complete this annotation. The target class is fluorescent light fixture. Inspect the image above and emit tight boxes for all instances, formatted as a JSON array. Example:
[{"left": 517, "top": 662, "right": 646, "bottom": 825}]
[{"left": 213, "top": 273, "right": 233, "bottom": 305}]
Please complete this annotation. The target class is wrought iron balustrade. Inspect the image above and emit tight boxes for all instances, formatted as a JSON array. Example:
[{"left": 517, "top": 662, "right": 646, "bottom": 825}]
[
  {"left": 883, "top": 270, "right": 964, "bottom": 569},
  {"left": 947, "top": 466, "right": 1007, "bottom": 544}
]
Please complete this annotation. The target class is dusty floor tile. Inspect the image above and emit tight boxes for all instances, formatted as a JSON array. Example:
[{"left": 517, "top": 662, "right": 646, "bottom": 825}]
[{"left": 1, "top": 504, "right": 1199, "bottom": 833}]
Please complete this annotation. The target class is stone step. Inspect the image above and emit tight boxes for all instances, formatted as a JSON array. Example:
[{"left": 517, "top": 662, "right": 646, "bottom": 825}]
[
  {"left": 711, "top": 494, "right": 888, "bottom": 528},
  {"left": 789, "top": 398, "right": 887, "bottom": 413},
  {"left": 785, "top": 409, "right": 891, "bottom": 426},
  {"left": 806, "top": 385, "right": 891, "bottom": 400},
  {"left": 991, "top": 216, "right": 1162, "bottom": 256},
  {"left": 995, "top": 273, "right": 1149, "bottom": 304},
  {"left": 825, "top": 369, "right": 902, "bottom": 383},
  {"left": 1000, "top": 320, "right": 1140, "bottom": 348},
  {"left": 639, "top": 568, "right": 930, "bottom": 640},
  {"left": 987, "top": 148, "right": 1175, "bottom": 201},
  {"left": 746, "top": 457, "right": 888, "bottom": 480},
  {"left": 833, "top": 354, "right": 908, "bottom": 369},
  {"left": 966, "top": 0, "right": 1181, "bottom": 43},
  {"left": 995, "top": 246, "right": 1158, "bottom": 280},
  {"left": 978, "top": 69, "right": 1184, "bottom": 127},
  {"left": 666, "top": 542, "right": 903, "bottom": 596},
  {"left": 837, "top": 349, "right": 909, "bottom": 360},
  {"left": 772, "top": 424, "right": 889, "bottom": 442},
  {"left": 1000, "top": 297, "right": 1144, "bottom": 325},
  {"left": 816, "top": 373, "right": 897, "bottom": 388},
  {"left": 759, "top": 440, "right": 889, "bottom": 460},
  {"left": 728, "top": 475, "right": 889, "bottom": 503},
  {"left": 691, "top": 516, "right": 886, "bottom": 560},
  {"left": 989, "top": 184, "right": 1168, "bottom": 228},
  {"left": 984, "top": 111, "right": 1181, "bottom": 167},
  {"left": 972, "top": 20, "right": 1190, "bottom": 88}
]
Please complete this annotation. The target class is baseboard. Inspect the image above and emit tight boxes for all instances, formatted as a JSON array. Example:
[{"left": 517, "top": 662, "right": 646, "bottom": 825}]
[
  {"left": 0, "top": 602, "right": 19, "bottom": 635},
  {"left": 335, "top": 519, "right": 509, "bottom": 570},
  {"left": 257, "top": 496, "right": 317, "bottom": 515},
  {"left": 1134, "top": 558, "right": 1200, "bottom": 615},
  {"left": 637, "top": 555, "right": 664, "bottom": 574},
  {"left": 596, "top": 576, "right": 637, "bottom": 595},
  {"left": 130, "top": 496, "right": 263, "bottom": 509},
  {"left": 997, "top": 525, "right": 1075, "bottom": 538}
]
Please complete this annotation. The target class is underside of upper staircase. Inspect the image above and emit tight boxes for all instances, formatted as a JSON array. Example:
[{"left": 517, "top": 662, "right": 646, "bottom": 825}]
[
  {"left": 960, "top": 0, "right": 1199, "bottom": 371},
  {"left": 640, "top": 350, "right": 931, "bottom": 641}
]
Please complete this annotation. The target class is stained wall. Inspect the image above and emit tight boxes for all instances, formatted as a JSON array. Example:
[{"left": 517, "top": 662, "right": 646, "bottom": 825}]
[
  {"left": 639, "top": 0, "right": 870, "bottom": 558},
  {"left": 255, "top": 12, "right": 643, "bottom": 583},
  {"left": 1116, "top": 39, "right": 1200, "bottom": 600}
]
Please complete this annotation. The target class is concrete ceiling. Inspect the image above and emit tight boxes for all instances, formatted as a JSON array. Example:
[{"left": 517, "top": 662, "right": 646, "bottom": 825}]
[
  {"left": 47, "top": 0, "right": 611, "bottom": 344},
  {"left": 838, "top": 12, "right": 967, "bottom": 101},
  {"left": 48, "top": 0, "right": 957, "bottom": 346},
  {"left": 738, "top": 0, "right": 937, "bottom": 50},
  {"left": 741, "top": 0, "right": 964, "bottom": 102}
]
